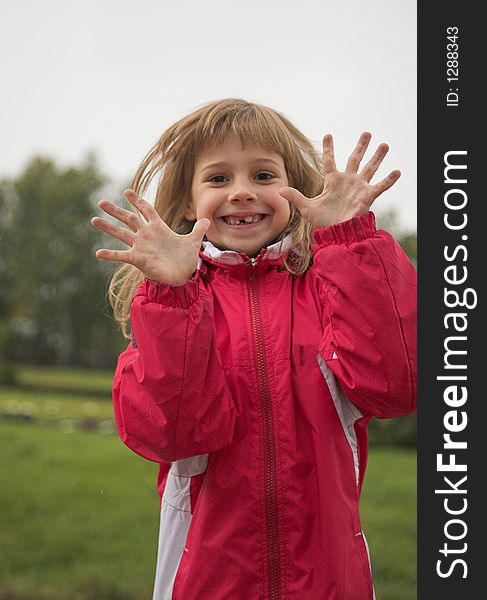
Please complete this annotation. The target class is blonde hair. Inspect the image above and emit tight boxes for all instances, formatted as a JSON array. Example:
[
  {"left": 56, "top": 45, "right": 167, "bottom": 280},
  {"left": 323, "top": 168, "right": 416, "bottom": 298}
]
[{"left": 109, "top": 98, "right": 323, "bottom": 338}]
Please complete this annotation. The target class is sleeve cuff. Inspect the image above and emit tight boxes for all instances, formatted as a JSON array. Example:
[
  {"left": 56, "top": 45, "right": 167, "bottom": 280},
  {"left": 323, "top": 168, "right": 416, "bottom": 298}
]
[
  {"left": 142, "top": 272, "right": 200, "bottom": 308},
  {"left": 312, "top": 212, "right": 377, "bottom": 248}
]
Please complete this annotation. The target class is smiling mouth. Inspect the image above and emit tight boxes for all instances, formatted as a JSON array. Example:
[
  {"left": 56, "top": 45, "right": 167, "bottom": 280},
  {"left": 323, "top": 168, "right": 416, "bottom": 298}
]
[{"left": 220, "top": 214, "right": 266, "bottom": 226}]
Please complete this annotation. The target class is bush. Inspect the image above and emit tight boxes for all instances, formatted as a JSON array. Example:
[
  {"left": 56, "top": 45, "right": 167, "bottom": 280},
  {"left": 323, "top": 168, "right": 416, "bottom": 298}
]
[{"left": 368, "top": 412, "right": 417, "bottom": 448}]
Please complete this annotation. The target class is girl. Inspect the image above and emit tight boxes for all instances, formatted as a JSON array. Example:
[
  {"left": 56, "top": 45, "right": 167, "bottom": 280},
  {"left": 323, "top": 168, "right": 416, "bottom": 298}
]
[{"left": 92, "top": 98, "right": 416, "bottom": 600}]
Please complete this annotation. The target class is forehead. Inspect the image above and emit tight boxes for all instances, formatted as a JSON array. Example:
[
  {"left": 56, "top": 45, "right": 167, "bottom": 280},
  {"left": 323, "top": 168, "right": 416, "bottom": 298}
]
[{"left": 194, "top": 136, "right": 285, "bottom": 170}]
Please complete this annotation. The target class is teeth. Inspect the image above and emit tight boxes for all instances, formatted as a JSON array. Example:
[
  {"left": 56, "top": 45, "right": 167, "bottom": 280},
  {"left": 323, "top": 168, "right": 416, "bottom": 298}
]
[{"left": 223, "top": 214, "right": 263, "bottom": 225}]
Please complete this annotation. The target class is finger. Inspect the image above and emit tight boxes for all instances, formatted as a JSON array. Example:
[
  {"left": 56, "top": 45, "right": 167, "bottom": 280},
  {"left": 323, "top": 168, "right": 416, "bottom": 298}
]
[
  {"left": 95, "top": 248, "right": 134, "bottom": 264},
  {"left": 322, "top": 134, "right": 337, "bottom": 174},
  {"left": 371, "top": 170, "right": 401, "bottom": 197},
  {"left": 360, "top": 143, "right": 389, "bottom": 182},
  {"left": 124, "top": 189, "right": 159, "bottom": 223},
  {"left": 91, "top": 216, "right": 135, "bottom": 247},
  {"left": 189, "top": 218, "right": 211, "bottom": 242},
  {"left": 345, "top": 132, "right": 372, "bottom": 173},
  {"left": 98, "top": 199, "right": 141, "bottom": 232},
  {"left": 279, "top": 187, "right": 310, "bottom": 213}
]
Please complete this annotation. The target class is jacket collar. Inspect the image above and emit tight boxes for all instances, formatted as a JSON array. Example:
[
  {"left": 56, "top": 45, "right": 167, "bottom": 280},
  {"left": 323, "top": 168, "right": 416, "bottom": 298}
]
[{"left": 199, "top": 233, "right": 293, "bottom": 267}]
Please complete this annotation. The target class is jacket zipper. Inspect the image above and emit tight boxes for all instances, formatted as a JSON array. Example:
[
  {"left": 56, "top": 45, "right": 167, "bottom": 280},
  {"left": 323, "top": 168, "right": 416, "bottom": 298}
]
[{"left": 247, "top": 258, "right": 281, "bottom": 600}]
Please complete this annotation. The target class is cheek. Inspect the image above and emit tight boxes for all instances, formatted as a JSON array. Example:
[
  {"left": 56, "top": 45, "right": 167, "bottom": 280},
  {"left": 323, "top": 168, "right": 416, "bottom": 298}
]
[
  {"left": 195, "top": 194, "right": 220, "bottom": 219},
  {"left": 205, "top": 221, "right": 223, "bottom": 246}
]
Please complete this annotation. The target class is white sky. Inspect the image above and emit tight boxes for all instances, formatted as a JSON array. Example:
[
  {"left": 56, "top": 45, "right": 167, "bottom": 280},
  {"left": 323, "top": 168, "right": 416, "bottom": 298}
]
[{"left": 1, "top": 0, "right": 416, "bottom": 230}]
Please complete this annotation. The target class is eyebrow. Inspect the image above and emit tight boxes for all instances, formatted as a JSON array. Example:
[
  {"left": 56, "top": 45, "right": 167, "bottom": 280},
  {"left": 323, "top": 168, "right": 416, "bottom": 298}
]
[{"left": 198, "top": 158, "right": 283, "bottom": 173}]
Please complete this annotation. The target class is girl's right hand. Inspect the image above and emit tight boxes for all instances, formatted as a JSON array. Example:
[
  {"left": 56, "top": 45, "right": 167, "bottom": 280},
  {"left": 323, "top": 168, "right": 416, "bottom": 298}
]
[{"left": 91, "top": 189, "right": 210, "bottom": 285}]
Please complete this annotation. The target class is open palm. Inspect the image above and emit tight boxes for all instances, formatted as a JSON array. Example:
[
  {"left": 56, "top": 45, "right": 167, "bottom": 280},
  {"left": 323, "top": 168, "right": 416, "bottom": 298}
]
[
  {"left": 279, "top": 132, "right": 401, "bottom": 228},
  {"left": 92, "top": 189, "right": 210, "bottom": 285}
]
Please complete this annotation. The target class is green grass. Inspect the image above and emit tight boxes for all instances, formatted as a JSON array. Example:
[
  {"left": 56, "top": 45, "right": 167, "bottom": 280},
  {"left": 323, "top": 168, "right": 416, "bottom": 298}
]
[
  {"left": 0, "top": 364, "right": 114, "bottom": 431},
  {"left": 0, "top": 387, "right": 114, "bottom": 422},
  {"left": 14, "top": 364, "right": 114, "bottom": 394},
  {"left": 0, "top": 422, "right": 160, "bottom": 600},
  {"left": 361, "top": 448, "right": 417, "bottom": 599}
]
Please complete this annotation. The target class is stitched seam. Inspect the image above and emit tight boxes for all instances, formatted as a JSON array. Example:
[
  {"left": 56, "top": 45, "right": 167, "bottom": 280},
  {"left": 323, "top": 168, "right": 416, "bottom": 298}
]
[
  {"left": 370, "top": 239, "right": 415, "bottom": 413},
  {"left": 320, "top": 282, "right": 337, "bottom": 359},
  {"left": 119, "top": 354, "right": 138, "bottom": 374},
  {"left": 162, "top": 498, "right": 191, "bottom": 513},
  {"left": 355, "top": 534, "right": 374, "bottom": 598}
]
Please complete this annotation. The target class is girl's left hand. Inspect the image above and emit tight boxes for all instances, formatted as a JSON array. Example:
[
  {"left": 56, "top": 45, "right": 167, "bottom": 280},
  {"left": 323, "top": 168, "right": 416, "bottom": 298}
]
[{"left": 279, "top": 132, "right": 401, "bottom": 228}]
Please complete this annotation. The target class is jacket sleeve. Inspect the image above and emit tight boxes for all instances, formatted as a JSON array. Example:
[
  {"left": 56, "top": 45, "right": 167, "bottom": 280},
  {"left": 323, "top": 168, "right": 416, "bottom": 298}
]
[
  {"left": 112, "top": 274, "right": 237, "bottom": 463},
  {"left": 312, "top": 211, "right": 417, "bottom": 418}
]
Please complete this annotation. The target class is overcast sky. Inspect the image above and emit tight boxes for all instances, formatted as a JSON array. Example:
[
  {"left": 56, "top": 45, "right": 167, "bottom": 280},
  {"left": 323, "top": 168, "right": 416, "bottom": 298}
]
[{"left": 1, "top": 0, "right": 416, "bottom": 230}]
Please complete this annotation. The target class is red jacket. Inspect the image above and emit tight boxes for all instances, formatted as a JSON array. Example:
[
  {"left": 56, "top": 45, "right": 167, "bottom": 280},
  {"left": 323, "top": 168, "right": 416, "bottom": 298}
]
[{"left": 113, "top": 212, "right": 417, "bottom": 600}]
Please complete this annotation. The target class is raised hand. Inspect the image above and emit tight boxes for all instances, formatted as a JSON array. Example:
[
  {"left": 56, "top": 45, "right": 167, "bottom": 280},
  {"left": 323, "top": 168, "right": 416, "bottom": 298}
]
[
  {"left": 91, "top": 189, "right": 210, "bottom": 285},
  {"left": 279, "top": 132, "right": 401, "bottom": 228}
]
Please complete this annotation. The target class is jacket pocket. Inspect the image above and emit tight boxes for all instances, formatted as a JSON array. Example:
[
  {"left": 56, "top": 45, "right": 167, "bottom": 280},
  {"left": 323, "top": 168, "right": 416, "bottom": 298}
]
[{"left": 343, "top": 531, "right": 374, "bottom": 599}]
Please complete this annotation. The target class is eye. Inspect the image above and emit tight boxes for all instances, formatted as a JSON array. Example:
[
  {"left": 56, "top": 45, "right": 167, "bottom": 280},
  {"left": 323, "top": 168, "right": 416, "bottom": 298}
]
[
  {"left": 255, "top": 172, "right": 274, "bottom": 181},
  {"left": 208, "top": 174, "right": 227, "bottom": 184}
]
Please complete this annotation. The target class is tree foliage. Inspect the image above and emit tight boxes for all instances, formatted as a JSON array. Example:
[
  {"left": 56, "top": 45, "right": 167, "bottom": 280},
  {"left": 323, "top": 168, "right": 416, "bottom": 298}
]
[{"left": 0, "top": 155, "right": 123, "bottom": 367}]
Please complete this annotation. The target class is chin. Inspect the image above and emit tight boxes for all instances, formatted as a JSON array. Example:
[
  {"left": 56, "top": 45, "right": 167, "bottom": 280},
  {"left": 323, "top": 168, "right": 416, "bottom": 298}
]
[
  {"left": 246, "top": 249, "right": 262, "bottom": 258},
  {"left": 234, "top": 246, "right": 261, "bottom": 257},
  {"left": 231, "top": 241, "right": 264, "bottom": 257}
]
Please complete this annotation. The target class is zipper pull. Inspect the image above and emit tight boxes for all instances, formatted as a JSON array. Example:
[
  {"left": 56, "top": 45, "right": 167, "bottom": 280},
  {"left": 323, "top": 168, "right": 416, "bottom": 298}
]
[
  {"left": 247, "top": 256, "right": 259, "bottom": 281},
  {"left": 242, "top": 251, "right": 264, "bottom": 268}
]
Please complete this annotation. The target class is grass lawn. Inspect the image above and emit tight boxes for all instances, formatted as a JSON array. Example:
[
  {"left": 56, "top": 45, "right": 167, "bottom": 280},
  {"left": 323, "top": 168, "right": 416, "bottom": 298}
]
[
  {"left": 14, "top": 364, "right": 114, "bottom": 395},
  {"left": 361, "top": 448, "right": 417, "bottom": 599},
  {"left": 0, "top": 422, "right": 160, "bottom": 600},
  {"left": 0, "top": 364, "right": 115, "bottom": 432}
]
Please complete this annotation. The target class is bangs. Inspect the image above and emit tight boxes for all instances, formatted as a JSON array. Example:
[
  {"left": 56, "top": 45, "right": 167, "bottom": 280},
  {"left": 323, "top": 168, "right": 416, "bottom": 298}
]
[{"left": 192, "top": 99, "right": 294, "bottom": 158}]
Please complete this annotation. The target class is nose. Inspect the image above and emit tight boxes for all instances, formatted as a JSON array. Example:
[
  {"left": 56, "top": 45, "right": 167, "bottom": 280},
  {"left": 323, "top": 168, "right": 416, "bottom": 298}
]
[{"left": 228, "top": 186, "right": 257, "bottom": 204}]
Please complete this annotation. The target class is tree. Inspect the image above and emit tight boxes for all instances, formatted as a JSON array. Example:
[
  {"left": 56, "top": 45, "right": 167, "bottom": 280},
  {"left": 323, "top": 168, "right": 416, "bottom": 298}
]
[
  {"left": 1, "top": 155, "right": 123, "bottom": 367},
  {"left": 377, "top": 209, "right": 417, "bottom": 265}
]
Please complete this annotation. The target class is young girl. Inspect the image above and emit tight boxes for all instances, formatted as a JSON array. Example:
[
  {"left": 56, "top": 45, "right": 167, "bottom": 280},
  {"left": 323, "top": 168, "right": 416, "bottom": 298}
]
[{"left": 92, "top": 98, "right": 416, "bottom": 600}]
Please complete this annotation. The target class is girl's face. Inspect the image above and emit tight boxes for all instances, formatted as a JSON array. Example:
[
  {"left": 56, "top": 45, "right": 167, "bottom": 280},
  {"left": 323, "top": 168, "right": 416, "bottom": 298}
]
[{"left": 187, "top": 136, "right": 291, "bottom": 257}]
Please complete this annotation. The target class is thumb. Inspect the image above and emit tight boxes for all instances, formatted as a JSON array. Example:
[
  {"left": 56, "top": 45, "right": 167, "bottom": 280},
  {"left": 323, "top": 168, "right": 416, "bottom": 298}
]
[
  {"left": 190, "top": 217, "right": 211, "bottom": 241},
  {"left": 279, "top": 187, "right": 309, "bottom": 212}
]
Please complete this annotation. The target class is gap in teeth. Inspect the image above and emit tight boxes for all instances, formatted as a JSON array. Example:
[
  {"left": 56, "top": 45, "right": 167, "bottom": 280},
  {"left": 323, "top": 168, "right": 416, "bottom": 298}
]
[{"left": 223, "top": 214, "right": 263, "bottom": 225}]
